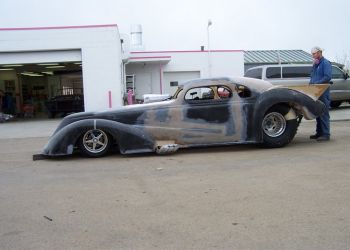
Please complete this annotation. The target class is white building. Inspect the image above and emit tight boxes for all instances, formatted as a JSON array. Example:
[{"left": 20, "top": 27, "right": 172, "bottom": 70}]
[
  {"left": 0, "top": 24, "right": 244, "bottom": 117},
  {"left": 0, "top": 24, "right": 123, "bottom": 114},
  {"left": 125, "top": 50, "right": 244, "bottom": 100}
]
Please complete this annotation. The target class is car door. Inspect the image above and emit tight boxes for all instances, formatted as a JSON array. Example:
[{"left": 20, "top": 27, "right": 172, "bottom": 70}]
[{"left": 179, "top": 84, "right": 245, "bottom": 145}]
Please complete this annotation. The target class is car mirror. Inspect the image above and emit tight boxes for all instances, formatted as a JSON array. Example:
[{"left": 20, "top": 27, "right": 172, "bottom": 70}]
[{"left": 344, "top": 73, "right": 349, "bottom": 79}]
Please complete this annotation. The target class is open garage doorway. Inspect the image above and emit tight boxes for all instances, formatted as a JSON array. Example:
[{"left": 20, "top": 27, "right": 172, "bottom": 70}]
[{"left": 0, "top": 52, "right": 84, "bottom": 119}]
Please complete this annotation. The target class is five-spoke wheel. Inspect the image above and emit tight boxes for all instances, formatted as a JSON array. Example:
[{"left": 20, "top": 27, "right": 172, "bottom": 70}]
[{"left": 78, "top": 129, "right": 111, "bottom": 157}]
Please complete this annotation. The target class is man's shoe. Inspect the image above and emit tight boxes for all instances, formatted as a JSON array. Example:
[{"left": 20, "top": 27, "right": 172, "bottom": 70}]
[
  {"left": 317, "top": 136, "right": 330, "bottom": 142},
  {"left": 310, "top": 134, "right": 320, "bottom": 139}
]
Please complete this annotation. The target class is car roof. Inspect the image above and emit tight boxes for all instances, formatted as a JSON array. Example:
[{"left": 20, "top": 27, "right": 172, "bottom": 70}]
[
  {"left": 246, "top": 64, "right": 341, "bottom": 71},
  {"left": 180, "top": 77, "right": 272, "bottom": 93},
  {"left": 246, "top": 64, "right": 313, "bottom": 70}
]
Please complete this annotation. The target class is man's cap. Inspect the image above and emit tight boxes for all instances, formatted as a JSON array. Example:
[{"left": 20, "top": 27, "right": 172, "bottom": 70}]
[{"left": 311, "top": 46, "right": 323, "bottom": 54}]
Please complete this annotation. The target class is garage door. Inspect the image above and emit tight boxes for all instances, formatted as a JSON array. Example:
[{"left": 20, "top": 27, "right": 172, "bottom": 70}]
[
  {"left": 135, "top": 73, "right": 152, "bottom": 100},
  {"left": 0, "top": 50, "right": 82, "bottom": 65},
  {"left": 163, "top": 71, "right": 200, "bottom": 95}
]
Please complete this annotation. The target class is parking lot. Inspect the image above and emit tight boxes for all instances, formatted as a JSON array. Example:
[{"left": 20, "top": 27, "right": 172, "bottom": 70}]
[{"left": 1, "top": 107, "right": 350, "bottom": 249}]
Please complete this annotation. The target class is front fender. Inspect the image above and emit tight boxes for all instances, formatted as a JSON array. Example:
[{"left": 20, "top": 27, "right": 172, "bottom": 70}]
[
  {"left": 252, "top": 88, "right": 326, "bottom": 142},
  {"left": 42, "top": 119, "right": 155, "bottom": 156}
]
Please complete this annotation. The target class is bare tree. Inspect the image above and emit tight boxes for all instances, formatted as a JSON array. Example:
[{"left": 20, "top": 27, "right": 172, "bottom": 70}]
[{"left": 335, "top": 52, "right": 350, "bottom": 73}]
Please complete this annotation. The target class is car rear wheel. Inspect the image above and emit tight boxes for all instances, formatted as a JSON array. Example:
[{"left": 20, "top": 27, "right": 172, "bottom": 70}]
[
  {"left": 262, "top": 105, "right": 298, "bottom": 148},
  {"left": 78, "top": 129, "right": 111, "bottom": 157}
]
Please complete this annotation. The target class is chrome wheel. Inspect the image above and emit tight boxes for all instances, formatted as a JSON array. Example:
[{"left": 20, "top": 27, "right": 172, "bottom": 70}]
[
  {"left": 82, "top": 129, "right": 109, "bottom": 154},
  {"left": 262, "top": 112, "right": 287, "bottom": 138}
]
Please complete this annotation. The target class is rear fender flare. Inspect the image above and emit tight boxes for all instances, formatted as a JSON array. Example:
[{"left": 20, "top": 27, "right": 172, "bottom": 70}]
[{"left": 252, "top": 88, "right": 325, "bottom": 142}]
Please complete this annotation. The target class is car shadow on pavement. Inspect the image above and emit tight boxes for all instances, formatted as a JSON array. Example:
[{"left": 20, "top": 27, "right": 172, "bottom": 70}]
[{"left": 37, "top": 137, "right": 331, "bottom": 161}]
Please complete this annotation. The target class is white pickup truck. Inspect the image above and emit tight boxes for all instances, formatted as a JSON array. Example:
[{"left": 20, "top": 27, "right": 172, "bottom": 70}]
[{"left": 245, "top": 64, "right": 350, "bottom": 108}]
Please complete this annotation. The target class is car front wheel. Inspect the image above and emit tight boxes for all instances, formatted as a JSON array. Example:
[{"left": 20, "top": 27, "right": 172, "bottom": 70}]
[
  {"left": 261, "top": 106, "right": 298, "bottom": 148},
  {"left": 78, "top": 129, "right": 112, "bottom": 157}
]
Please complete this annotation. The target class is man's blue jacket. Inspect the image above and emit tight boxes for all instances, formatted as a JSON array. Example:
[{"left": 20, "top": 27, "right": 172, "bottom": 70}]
[{"left": 310, "top": 57, "right": 332, "bottom": 84}]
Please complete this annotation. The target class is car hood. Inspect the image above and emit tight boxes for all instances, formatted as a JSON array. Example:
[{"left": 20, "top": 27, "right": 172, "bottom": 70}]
[{"left": 53, "top": 100, "right": 176, "bottom": 134}]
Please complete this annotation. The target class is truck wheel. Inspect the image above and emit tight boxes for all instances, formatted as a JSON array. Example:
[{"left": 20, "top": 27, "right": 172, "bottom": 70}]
[
  {"left": 78, "top": 129, "right": 112, "bottom": 157},
  {"left": 262, "top": 106, "right": 298, "bottom": 148},
  {"left": 330, "top": 101, "right": 342, "bottom": 108}
]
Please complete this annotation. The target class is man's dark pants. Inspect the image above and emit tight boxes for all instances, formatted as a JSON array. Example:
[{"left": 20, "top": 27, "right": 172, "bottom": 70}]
[{"left": 316, "top": 88, "right": 330, "bottom": 137}]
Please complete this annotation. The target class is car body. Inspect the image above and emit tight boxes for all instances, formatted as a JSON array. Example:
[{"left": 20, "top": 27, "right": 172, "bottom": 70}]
[
  {"left": 244, "top": 64, "right": 350, "bottom": 108},
  {"left": 45, "top": 94, "right": 84, "bottom": 118},
  {"left": 35, "top": 77, "right": 328, "bottom": 159},
  {"left": 0, "top": 112, "right": 14, "bottom": 123}
]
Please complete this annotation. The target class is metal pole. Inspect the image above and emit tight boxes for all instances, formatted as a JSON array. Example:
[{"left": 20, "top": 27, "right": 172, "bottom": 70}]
[{"left": 207, "top": 19, "right": 212, "bottom": 77}]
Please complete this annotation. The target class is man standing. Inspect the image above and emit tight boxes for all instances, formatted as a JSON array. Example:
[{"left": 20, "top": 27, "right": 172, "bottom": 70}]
[{"left": 309, "top": 46, "right": 332, "bottom": 141}]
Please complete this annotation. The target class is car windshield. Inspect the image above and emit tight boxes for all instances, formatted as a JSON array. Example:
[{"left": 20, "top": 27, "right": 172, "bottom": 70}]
[{"left": 172, "top": 87, "right": 183, "bottom": 99}]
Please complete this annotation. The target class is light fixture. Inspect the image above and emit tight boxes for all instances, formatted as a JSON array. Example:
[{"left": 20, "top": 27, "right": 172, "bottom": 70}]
[
  {"left": 0, "top": 68, "right": 14, "bottom": 71},
  {"left": 3, "top": 64, "right": 23, "bottom": 67},
  {"left": 38, "top": 63, "right": 59, "bottom": 66},
  {"left": 74, "top": 62, "right": 82, "bottom": 65},
  {"left": 45, "top": 66, "right": 65, "bottom": 69},
  {"left": 21, "top": 72, "right": 44, "bottom": 77},
  {"left": 41, "top": 72, "right": 54, "bottom": 75}
]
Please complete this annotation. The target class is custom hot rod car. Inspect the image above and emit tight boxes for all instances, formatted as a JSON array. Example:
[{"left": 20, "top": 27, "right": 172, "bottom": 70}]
[{"left": 34, "top": 77, "right": 329, "bottom": 159}]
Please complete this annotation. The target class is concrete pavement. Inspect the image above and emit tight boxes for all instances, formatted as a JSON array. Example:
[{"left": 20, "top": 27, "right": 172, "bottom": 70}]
[{"left": 0, "top": 112, "right": 350, "bottom": 249}]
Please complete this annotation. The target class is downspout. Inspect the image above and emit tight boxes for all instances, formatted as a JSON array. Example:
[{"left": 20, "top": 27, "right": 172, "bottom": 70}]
[
  {"left": 122, "top": 60, "right": 130, "bottom": 104},
  {"left": 159, "top": 63, "right": 163, "bottom": 94}
]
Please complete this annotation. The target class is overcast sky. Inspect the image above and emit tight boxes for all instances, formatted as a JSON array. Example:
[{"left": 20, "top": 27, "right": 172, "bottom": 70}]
[{"left": 0, "top": 0, "right": 349, "bottom": 62}]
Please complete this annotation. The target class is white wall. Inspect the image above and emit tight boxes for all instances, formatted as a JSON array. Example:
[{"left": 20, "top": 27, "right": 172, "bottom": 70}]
[
  {"left": 126, "top": 50, "right": 244, "bottom": 97},
  {"left": 163, "top": 71, "right": 200, "bottom": 95},
  {"left": 125, "top": 63, "right": 161, "bottom": 99},
  {"left": 0, "top": 25, "right": 123, "bottom": 111}
]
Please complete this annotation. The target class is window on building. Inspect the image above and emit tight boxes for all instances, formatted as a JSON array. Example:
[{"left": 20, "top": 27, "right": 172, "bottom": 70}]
[
  {"left": 170, "top": 81, "right": 178, "bottom": 87},
  {"left": 332, "top": 66, "right": 345, "bottom": 79},
  {"left": 282, "top": 66, "right": 312, "bottom": 78},
  {"left": 266, "top": 67, "right": 281, "bottom": 79},
  {"left": 244, "top": 68, "right": 262, "bottom": 79}
]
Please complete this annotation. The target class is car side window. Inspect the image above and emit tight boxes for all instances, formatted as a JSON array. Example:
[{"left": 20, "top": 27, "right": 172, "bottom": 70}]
[
  {"left": 332, "top": 66, "right": 345, "bottom": 79},
  {"left": 185, "top": 87, "right": 214, "bottom": 101},
  {"left": 236, "top": 84, "right": 252, "bottom": 98},
  {"left": 266, "top": 67, "right": 281, "bottom": 79},
  {"left": 217, "top": 86, "right": 232, "bottom": 99},
  {"left": 282, "top": 66, "right": 312, "bottom": 78},
  {"left": 244, "top": 68, "right": 262, "bottom": 79}
]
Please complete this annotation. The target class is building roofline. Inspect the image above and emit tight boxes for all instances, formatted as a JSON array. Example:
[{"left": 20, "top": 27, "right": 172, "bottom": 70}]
[
  {"left": 131, "top": 49, "right": 243, "bottom": 54},
  {"left": 0, "top": 24, "right": 118, "bottom": 31},
  {"left": 129, "top": 56, "right": 172, "bottom": 60}
]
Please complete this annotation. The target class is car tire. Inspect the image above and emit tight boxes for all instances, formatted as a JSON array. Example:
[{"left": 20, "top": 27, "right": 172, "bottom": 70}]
[
  {"left": 78, "top": 129, "right": 112, "bottom": 157},
  {"left": 330, "top": 101, "right": 342, "bottom": 109},
  {"left": 261, "top": 105, "right": 298, "bottom": 148}
]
